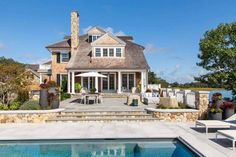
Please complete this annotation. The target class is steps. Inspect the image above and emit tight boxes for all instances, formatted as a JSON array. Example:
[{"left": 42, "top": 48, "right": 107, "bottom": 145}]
[
  {"left": 100, "top": 93, "right": 129, "bottom": 98},
  {"left": 47, "top": 111, "right": 159, "bottom": 122}
]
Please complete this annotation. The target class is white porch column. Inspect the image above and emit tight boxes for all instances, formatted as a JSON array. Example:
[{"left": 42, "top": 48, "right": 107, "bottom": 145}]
[
  {"left": 67, "top": 71, "right": 71, "bottom": 93},
  {"left": 95, "top": 76, "right": 98, "bottom": 92},
  {"left": 141, "top": 71, "right": 147, "bottom": 93},
  {"left": 71, "top": 71, "right": 75, "bottom": 94},
  {"left": 39, "top": 73, "right": 42, "bottom": 84},
  {"left": 118, "top": 71, "right": 121, "bottom": 93}
]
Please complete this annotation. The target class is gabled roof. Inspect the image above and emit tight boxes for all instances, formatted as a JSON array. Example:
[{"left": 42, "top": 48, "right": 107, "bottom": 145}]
[
  {"left": 66, "top": 35, "right": 149, "bottom": 70},
  {"left": 87, "top": 26, "right": 106, "bottom": 35},
  {"left": 91, "top": 33, "right": 126, "bottom": 46},
  {"left": 25, "top": 64, "right": 40, "bottom": 78}
]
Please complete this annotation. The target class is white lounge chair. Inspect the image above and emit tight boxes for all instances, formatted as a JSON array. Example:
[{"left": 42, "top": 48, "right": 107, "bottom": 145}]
[
  {"left": 195, "top": 114, "right": 236, "bottom": 133},
  {"left": 195, "top": 120, "right": 231, "bottom": 134},
  {"left": 216, "top": 130, "right": 236, "bottom": 150}
]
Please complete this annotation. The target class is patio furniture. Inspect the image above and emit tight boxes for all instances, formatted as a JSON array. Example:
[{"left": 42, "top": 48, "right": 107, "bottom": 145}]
[
  {"left": 158, "top": 97, "right": 178, "bottom": 108},
  {"left": 143, "top": 92, "right": 160, "bottom": 105},
  {"left": 85, "top": 93, "right": 99, "bottom": 104},
  {"left": 195, "top": 120, "right": 231, "bottom": 134},
  {"left": 195, "top": 113, "right": 236, "bottom": 133},
  {"left": 127, "top": 94, "right": 141, "bottom": 106},
  {"left": 216, "top": 130, "right": 236, "bottom": 150}
]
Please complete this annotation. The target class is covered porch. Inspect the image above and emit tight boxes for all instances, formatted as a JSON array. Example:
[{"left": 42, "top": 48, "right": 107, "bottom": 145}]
[{"left": 67, "top": 70, "right": 148, "bottom": 94}]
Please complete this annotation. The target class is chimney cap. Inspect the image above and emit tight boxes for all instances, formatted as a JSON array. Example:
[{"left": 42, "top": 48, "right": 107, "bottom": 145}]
[{"left": 71, "top": 10, "right": 79, "bottom": 16}]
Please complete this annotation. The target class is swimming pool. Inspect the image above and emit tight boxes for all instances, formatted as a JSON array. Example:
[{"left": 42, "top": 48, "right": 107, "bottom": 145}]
[{"left": 0, "top": 138, "right": 202, "bottom": 157}]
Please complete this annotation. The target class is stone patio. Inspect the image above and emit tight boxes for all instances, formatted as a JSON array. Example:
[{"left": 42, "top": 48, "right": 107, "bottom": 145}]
[
  {"left": 0, "top": 122, "right": 235, "bottom": 156},
  {"left": 60, "top": 97, "right": 156, "bottom": 111}
]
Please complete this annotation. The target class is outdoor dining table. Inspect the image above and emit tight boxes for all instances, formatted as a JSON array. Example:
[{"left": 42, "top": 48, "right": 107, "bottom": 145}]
[{"left": 85, "top": 93, "right": 99, "bottom": 104}]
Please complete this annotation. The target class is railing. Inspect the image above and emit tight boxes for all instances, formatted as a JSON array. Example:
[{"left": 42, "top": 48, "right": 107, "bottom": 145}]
[{"left": 39, "top": 64, "right": 51, "bottom": 70}]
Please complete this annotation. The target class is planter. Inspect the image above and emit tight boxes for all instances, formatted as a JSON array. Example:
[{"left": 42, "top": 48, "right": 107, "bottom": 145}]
[
  {"left": 39, "top": 89, "right": 48, "bottom": 107},
  {"left": 48, "top": 87, "right": 56, "bottom": 94},
  {"left": 208, "top": 112, "right": 222, "bottom": 120},
  {"left": 223, "top": 108, "right": 234, "bottom": 119},
  {"left": 51, "top": 100, "right": 60, "bottom": 109}
]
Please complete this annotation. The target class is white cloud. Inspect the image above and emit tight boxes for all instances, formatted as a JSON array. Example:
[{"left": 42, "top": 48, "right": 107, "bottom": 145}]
[
  {"left": 82, "top": 26, "right": 126, "bottom": 36},
  {"left": 144, "top": 43, "right": 168, "bottom": 54},
  {"left": 23, "top": 53, "right": 51, "bottom": 64},
  {"left": 170, "top": 64, "right": 181, "bottom": 75}
]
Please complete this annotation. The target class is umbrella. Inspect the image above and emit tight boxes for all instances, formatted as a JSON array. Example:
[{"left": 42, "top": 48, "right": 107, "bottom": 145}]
[{"left": 75, "top": 72, "right": 107, "bottom": 78}]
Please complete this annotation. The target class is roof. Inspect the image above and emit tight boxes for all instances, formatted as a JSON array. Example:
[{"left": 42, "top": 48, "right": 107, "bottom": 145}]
[
  {"left": 25, "top": 64, "right": 40, "bottom": 77},
  {"left": 46, "top": 39, "right": 71, "bottom": 48},
  {"left": 42, "top": 60, "right": 52, "bottom": 65},
  {"left": 66, "top": 35, "right": 149, "bottom": 70}
]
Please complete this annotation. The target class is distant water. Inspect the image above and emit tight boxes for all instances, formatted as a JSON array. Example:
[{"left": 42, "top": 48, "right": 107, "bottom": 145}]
[{"left": 209, "top": 90, "right": 233, "bottom": 100}]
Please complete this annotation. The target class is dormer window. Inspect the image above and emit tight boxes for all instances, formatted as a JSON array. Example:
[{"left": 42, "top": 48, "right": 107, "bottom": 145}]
[
  {"left": 89, "top": 35, "right": 100, "bottom": 43},
  {"left": 93, "top": 47, "right": 124, "bottom": 58}
]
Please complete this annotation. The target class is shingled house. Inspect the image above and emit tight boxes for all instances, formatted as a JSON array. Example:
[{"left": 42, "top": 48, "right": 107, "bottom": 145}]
[{"left": 38, "top": 11, "right": 149, "bottom": 94}]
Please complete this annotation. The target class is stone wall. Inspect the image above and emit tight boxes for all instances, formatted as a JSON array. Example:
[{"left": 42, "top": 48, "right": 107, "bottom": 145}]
[
  {"left": 0, "top": 109, "right": 63, "bottom": 123},
  {"left": 147, "top": 109, "right": 199, "bottom": 122}
]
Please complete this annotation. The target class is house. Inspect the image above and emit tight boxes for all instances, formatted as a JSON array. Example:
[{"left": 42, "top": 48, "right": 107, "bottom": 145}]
[{"left": 38, "top": 11, "right": 149, "bottom": 94}]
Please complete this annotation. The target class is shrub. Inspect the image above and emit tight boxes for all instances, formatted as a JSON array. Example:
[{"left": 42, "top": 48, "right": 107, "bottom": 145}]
[
  {"left": 17, "top": 90, "right": 29, "bottom": 104},
  {"left": 60, "top": 92, "right": 71, "bottom": 101},
  {"left": 19, "top": 100, "right": 40, "bottom": 110},
  {"left": 75, "top": 83, "right": 81, "bottom": 93},
  {"left": 9, "top": 101, "right": 21, "bottom": 110},
  {"left": 90, "top": 88, "right": 96, "bottom": 94},
  {"left": 209, "top": 108, "right": 223, "bottom": 113},
  {"left": 0, "top": 103, "right": 9, "bottom": 110}
]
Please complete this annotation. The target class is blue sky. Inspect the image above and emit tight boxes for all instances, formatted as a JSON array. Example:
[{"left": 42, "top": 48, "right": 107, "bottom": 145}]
[{"left": 0, "top": 0, "right": 236, "bottom": 83}]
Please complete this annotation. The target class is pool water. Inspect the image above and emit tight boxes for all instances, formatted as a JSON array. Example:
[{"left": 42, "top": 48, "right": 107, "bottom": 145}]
[{"left": 0, "top": 138, "right": 200, "bottom": 157}]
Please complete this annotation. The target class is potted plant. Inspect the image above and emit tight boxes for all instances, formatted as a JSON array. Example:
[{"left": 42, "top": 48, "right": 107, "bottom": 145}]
[
  {"left": 47, "top": 81, "right": 58, "bottom": 94},
  {"left": 208, "top": 107, "right": 223, "bottom": 120},
  {"left": 90, "top": 88, "right": 96, "bottom": 94},
  {"left": 222, "top": 101, "right": 235, "bottom": 119},
  {"left": 75, "top": 83, "right": 81, "bottom": 93},
  {"left": 39, "top": 79, "right": 49, "bottom": 107}
]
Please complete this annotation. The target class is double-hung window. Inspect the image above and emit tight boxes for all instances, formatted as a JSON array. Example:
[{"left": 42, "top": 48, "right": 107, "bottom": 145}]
[
  {"left": 109, "top": 48, "right": 114, "bottom": 57},
  {"left": 61, "top": 53, "right": 69, "bottom": 62},
  {"left": 103, "top": 48, "right": 108, "bottom": 57},
  {"left": 95, "top": 48, "right": 101, "bottom": 57},
  {"left": 116, "top": 48, "right": 122, "bottom": 57}
]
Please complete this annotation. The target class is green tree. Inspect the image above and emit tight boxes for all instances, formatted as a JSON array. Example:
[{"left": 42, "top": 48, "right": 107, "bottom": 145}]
[
  {"left": 148, "top": 71, "right": 169, "bottom": 88},
  {"left": 196, "top": 22, "right": 236, "bottom": 94},
  {"left": 0, "top": 57, "right": 33, "bottom": 105}
]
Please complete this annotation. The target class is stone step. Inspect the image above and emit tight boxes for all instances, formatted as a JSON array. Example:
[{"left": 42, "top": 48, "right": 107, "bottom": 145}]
[
  {"left": 61, "top": 111, "right": 147, "bottom": 115},
  {"left": 56, "top": 113, "right": 152, "bottom": 119},
  {"left": 47, "top": 117, "right": 159, "bottom": 122}
]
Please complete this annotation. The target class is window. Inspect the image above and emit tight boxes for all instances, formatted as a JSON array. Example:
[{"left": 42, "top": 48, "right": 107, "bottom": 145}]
[
  {"left": 103, "top": 48, "right": 108, "bottom": 57},
  {"left": 95, "top": 48, "right": 101, "bottom": 57},
  {"left": 89, "top": 35, "right": 100, "bottom": 42},
  {"left": 61, "top": 53, "right": 69, "bottom": 62},
  {"left": 109, "top": 48, "right": 114, "bottom": 57},
  {"left": 116, "top": 48, "right": 122, "bottom": 57}
]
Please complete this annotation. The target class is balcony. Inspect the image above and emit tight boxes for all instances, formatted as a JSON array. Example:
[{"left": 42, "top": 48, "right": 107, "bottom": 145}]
[{"left": 38, "top": 64, "right": 51, "bottom": 74}]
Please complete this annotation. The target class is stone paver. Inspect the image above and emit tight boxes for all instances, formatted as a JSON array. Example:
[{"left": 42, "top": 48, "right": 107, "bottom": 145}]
[
  {"left": 0, "top": 122, "right": 235, "bottom": 156},
  {"left": 60, "top": 97, "right": 156, "bottom": 111}
]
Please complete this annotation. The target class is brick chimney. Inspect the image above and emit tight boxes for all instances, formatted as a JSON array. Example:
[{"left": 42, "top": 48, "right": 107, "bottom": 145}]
[{"left": 71, "top": 11, "right": 79, "bottom": 56}]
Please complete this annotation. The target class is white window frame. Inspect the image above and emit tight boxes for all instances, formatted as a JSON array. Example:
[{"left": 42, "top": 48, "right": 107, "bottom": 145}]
[
  {"left": 93, "top": 47, "right": 124, "bottom": 58},
  {"left": 115, "top": 48, "right": 122, "bottom": 57},
  {"left": 61, "top": 52, "right": 69, "bottom": 63},
  {"left": 95, "top": 48, "right": 101, "bottom": 57}
]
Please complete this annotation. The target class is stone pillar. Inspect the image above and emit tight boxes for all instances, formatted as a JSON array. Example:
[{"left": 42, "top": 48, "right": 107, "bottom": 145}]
[
  {"left": 67, "top": 71, "right": 71, "bottom": 93},
  {"left": 195, "top": 91, "right": 210, "bottom": 119},
  {"left": 71, "top": 11, "right": 79, "bottom": 56},
  {"left": 118, "top": 71, "right": 121, "bottom": 93},
  {"left": 71, "top": 71, "right": 75, "bottom": 94}
]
